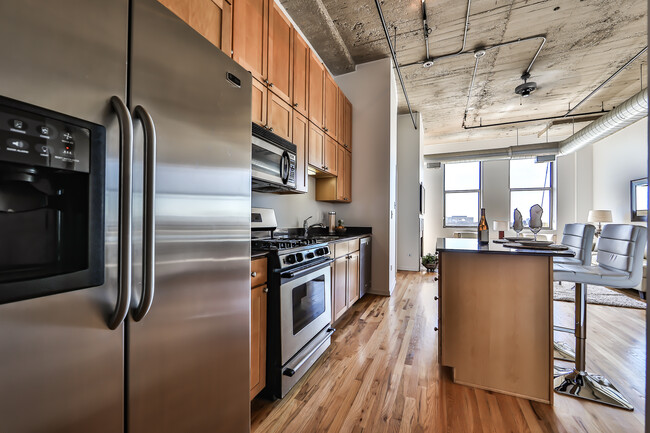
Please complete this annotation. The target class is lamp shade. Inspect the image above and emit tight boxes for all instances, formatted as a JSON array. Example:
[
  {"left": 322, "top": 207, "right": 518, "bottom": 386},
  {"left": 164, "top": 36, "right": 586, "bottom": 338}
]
[
  {"left": 587, "top": 209, "right": 612, "bottom": 223},
  {"left": 493, "top": 220, "right": 508, "bottom": 231}
]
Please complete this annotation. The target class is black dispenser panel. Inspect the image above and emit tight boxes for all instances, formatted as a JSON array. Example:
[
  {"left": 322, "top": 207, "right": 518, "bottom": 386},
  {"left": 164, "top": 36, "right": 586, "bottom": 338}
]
[{"left": 0, "top": 96, "right": 105, "bottom": 304}]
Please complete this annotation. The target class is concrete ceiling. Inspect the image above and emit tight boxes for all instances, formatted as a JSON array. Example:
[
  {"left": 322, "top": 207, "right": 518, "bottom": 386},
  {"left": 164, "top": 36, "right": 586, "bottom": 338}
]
[{"left": 280, "top": 0, "right": 647, "bottom": 149}]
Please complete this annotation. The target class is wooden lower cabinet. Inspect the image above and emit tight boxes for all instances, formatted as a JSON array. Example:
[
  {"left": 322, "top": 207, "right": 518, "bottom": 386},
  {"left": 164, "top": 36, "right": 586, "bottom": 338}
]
[
  {"left": 251, "top": 257, "right": 268, "bottom": 400},
  {"left": 331, "top": 240, "right": 361, "bottom": 323}
]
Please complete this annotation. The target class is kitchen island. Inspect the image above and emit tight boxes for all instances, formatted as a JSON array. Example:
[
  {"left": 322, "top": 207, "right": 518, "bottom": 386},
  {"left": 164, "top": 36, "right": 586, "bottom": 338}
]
[{"left": 436, "top": 238, "right": 574, "bottom": 404}]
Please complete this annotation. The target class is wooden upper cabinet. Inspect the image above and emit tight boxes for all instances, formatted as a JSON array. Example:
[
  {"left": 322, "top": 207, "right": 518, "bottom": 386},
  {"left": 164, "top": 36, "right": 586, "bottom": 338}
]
[
  {"left": 344, "top": 149, "right": 351, "bottom": 201},
  {"left": 337, "top": 88, "right": 345, "bottom": 143},
  {"left": 267, "top": 92, "right": 292, "bottom": 142},
  {"left": 308, "top": 121, "right": 324, "bottom": 169},
  {"left": 233, "top": 0, "right": 268, "bottom": 82},
  {"left": 158, "top": 0, "right": 232, "bottom": 54},
  {"left": 336, "top": 145, "right": 345, "bottom": 200},
  {"left": 324, "top": 72, "right": 338, "bottom": 138},
  {"left": 292, "top": 111, "right": 309, "bottom": 193},
  {"left": 292, "top": 30, "right": 310, "bottom": 118},
  {"left": 324, "top": 135, "right": 337, "bottom": 176},
  {"left": 251, "top": 78, "right": 267, "bottom": 127},
  {"left": 344, "top": 96, "right": 352, "bottom": 150},
  {"left": 308, "top": 52, "right": 325, "bottom": 129},
  {"left": 268, "top": 2, "right": 293, "bottom": 104}
]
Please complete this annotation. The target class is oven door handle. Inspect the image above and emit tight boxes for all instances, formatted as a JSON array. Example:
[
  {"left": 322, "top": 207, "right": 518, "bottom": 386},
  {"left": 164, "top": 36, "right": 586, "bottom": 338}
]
[
  {"left": 280, "top": 258, "right": 333, "bottom": 279},
  {"left": 283, "top": 327, "right": 335, "bottom": 377}
]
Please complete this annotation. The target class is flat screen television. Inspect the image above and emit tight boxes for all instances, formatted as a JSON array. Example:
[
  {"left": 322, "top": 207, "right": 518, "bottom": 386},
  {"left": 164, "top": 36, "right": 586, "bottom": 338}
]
[{"left": 631, "top": 177, "right": 648, "bottom": 222}]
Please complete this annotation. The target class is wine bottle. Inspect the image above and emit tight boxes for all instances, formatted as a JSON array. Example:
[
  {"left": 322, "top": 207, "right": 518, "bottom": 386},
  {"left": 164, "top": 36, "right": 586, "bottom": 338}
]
[{"left": 478, "top": 208, "right": 489, "bottom": 245}]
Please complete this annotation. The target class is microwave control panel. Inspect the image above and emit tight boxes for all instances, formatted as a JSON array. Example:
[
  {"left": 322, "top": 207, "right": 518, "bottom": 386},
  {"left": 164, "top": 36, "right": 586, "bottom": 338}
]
[{"left": 0, "top": 98, "right": 95, "bottom": 173}]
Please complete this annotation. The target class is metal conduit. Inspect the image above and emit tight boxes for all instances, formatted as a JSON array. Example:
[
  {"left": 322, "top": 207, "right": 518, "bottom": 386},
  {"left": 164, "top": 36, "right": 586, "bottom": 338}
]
[{"left": 425, "top": 87, "right": 648, "bottom": 164}]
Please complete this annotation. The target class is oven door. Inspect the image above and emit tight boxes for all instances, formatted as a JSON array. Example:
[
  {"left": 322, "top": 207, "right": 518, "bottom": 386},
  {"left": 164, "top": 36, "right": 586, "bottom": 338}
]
[
  {"left": 279, "top": 260, "right": 332, "bottom": 365},
  {"left": 252, "top": 136, "right": 296, "bottom": 190}
]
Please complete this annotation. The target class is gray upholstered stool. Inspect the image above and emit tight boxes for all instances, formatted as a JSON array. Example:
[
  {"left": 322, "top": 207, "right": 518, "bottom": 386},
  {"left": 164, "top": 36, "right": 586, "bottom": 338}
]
[
  {"left": 552, "top": 224, "right": 647, "bottom": 410},
  {"left": 553, "top": 224, "right": 596, "bottom": 362}
]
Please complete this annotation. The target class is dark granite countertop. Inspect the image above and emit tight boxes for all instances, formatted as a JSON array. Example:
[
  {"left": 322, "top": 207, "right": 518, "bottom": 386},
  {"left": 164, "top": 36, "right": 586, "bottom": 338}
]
[
  {"left": 436, "top": 238, "right": 574, "bottom": 257},
  {"left": 251, "top": 250, "right": 269, "bottom": 259}
]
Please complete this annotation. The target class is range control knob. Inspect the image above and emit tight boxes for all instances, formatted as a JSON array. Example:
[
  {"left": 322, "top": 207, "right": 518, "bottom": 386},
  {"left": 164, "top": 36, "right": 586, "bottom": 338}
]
[
  {"left": 285, "top": 254, "right": 296, "bottom": 264},
  {"left": 305, "top": 252, "right": 315, "bottom": 260},
  {"left": 315, "top": 248, "right": 325, "bottom": 256}
]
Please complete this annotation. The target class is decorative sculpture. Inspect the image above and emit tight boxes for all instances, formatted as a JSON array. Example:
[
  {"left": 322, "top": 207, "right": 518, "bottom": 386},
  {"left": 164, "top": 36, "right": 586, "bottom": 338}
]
[
  {"left": 513, "top": 208, "right": 524, "bottom": 236},
  {"left": 529, "top": 204, "right": 543, "bottom": 240}
]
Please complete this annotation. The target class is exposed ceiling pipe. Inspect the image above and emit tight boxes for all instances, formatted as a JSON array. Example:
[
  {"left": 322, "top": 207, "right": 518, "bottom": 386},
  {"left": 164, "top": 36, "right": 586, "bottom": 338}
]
[
  {"left": 374, "top": 0, "right": 417, "bottom": 129},
  {"left": 421, "top": 0, "right": 432, "bottom": 64},
  {"left": 426, "top": 87, "right": 648, "bottom": 164}
]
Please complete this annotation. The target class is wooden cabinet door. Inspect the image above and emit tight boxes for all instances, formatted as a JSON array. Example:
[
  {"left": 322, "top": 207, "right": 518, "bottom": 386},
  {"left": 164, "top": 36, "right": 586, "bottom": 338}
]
[
  {"left": 323, "top": 72, "right": 338, "bottom": 138},
  {"left": 308, "top": 121, "right": 324, "bottom": 169},
  {"left": 232, "top": 0, "right": 268, "bottom": 82},
  {"left": 336, "top": 145, "right": 345, "bottom": 200},
  {"left": 333, "top": 257, "right": 348, "bottom": 321},
  {"left": 344, "top": 96, "right": 352, "bottom": 151},
  {"left": 344, "top": 149, "right": 352, "bottom": 202},
  {"left": 292, "top": 30, "right": 310, "bottom": 118},
  {"left": 267, "top": 92, "right": 292, "bottom": 142},
  {"left": 268, "top": 2, "right": 292, "bottom": 104},
  {"left": 292, "top": 111, "right": 309, "bottom": 193},
  {"left": 308, "top": 52, "right": 324, "bottom": 129},
  {"left": 251, "top": 78, "right": 268, "bottom": 127},
  {"left": 337, "top": 88, "right": 345, "bottom": 144},
  {"left": 250, "top": 284, "right": 267, "bottom": 400},
  {"left": 158, "top": 0, "right": 232, "bottom": 54},
  {"left": 323, "top": 135, "right": 337, "bottom": 176},
  {"left": 348, "top": 251, "right": 360, "bottom": 305}
]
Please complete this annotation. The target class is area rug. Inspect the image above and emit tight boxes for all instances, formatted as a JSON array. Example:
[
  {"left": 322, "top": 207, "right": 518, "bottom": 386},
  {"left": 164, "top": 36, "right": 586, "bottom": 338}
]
[{"left": 553, "top": 282, "right": 646, "bottom": 310}]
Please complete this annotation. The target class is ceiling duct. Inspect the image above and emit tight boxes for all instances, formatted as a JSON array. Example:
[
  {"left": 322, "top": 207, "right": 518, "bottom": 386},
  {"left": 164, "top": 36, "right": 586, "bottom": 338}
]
[{"left": 425, "top": 87, "right": 648, "bottom": 165}]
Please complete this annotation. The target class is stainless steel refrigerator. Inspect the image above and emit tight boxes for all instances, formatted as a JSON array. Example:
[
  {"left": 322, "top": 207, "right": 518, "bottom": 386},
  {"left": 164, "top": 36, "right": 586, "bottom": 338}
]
[{"left": 0, "top": 0, "right": 252, "bottom": 432}]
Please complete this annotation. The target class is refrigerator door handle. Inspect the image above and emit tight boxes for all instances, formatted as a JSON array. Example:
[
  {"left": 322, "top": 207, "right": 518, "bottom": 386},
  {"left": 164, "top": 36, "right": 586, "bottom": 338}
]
[
  {"left": 132, "top": 105, "right": 157, "bottom": 322},
  {"left": 108, "top": 96, "right": 134, "bottom": 330}
]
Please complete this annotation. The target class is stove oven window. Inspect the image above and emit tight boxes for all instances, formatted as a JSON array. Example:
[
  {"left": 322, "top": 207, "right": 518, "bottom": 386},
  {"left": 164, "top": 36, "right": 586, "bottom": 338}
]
[{"left": 292, "top": 275, "right": 326, "bottom": 335}]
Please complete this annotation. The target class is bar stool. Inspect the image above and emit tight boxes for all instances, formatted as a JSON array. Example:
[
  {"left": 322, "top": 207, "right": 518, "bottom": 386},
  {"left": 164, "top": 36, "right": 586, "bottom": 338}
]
[
  {"left": 552, "top": 224, "right": 647, "bottom": 410},
  {"left": 553, "top": 223, "right": 596, "bottom": 362}
]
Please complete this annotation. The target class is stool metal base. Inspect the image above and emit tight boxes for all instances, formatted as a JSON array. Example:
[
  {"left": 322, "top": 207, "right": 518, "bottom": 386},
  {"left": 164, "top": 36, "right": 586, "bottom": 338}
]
[
  {"left": 553, "top": 340, "right": 575, "bottom": 362},
  {"left": 554, "top": 369, "right": 634, "bottom": 411}
]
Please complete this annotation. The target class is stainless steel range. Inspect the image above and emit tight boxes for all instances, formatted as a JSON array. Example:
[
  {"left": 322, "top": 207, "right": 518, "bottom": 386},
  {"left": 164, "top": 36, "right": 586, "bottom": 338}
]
[{"left": 252, "top": 208, "right": 334, "bottom": 398}]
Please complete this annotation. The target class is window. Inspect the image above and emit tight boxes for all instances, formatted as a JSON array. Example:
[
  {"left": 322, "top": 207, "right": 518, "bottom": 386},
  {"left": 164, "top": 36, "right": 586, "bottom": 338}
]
[
  {"left": 444, "top": 161, "right": 480, "bottom": 227},
  {"left": 509, "top": 159, "right": 553, "bottom": 228}
]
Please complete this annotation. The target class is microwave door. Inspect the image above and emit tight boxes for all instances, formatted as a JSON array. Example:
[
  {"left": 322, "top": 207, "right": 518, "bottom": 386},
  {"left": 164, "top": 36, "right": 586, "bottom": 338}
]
[{"left": 252, "top": 137, "right": 284, "bottom": 185}]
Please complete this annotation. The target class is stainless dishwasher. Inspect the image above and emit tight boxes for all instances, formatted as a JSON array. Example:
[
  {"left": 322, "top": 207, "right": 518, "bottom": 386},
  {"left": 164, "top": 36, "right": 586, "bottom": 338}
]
[{"left": 360, "top": 236, "right": 372, "bottom": 297}]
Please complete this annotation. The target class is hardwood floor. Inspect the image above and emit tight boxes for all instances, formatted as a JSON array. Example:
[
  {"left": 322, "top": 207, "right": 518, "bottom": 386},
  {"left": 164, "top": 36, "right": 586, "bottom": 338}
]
[{"left": 251, "top": 271, "right": 646, "bottom": 433}]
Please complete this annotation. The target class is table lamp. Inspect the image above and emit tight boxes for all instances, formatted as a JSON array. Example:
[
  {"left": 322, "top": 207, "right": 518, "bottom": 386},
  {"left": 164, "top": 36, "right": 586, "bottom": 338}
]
[
  {"left": 587, "top": 209, "right": 612, "bottom": 237},
  {"left": 492, "top": 220, "right": 508, "bottom": 239}
]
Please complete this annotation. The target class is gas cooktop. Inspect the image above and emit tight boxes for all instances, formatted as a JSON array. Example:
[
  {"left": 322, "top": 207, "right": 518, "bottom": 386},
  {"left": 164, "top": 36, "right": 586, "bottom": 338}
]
[{"left": 251, "top": 237, "right": 321, "bottom": 251}]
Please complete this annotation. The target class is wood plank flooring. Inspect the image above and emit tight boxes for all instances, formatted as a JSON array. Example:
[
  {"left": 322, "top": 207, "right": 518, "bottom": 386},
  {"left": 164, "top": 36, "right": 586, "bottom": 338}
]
[{"left": 251, "top": 271, "right": 646, "bottom": 433}]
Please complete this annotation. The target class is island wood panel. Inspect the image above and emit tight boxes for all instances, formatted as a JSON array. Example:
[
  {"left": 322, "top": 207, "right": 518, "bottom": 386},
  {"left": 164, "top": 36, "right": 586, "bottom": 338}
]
[
  {"left": 251, "top": 78, "right": 267, "bottom": 127},
  {"left": 267, "top": 1, "right": 292, "bottom": 104},
  {"left": 292, "top": 111, "right": 309, "bottom": 193},
  {"left": 308, "top": 52, "right": 324, "bottom": 129},
  {"left": 267, "top": 91, "right": 292, "bottom": 142},
  {"left": 292, "top": 30, "right": 310, "bottom": 118},
  {"left": 232, "top": 0, "right": 268, "bottom": 82},
  {"left": 440, "top": 251, "right": 553, "bottom": 404}
]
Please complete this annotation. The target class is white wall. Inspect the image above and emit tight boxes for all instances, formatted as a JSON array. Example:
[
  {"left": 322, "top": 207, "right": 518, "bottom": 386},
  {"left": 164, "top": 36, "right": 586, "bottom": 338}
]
[
  {"left": 422, "top": 118, "right": 648, "bottom": 254},
  {"left": 592, "top": 117, "right": 648, "bottom": 224},
  {"left": 397, "top": 113, "right": 423, "bottom": 271}
]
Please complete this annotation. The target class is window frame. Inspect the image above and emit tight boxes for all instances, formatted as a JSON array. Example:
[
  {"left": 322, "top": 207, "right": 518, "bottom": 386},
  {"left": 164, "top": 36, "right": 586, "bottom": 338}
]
[
  {"left": 508, "top": 159, "right": 554, "bottom": 230},
  {"left": 443, "top": 162, "right": 482, "bottom": 228}
]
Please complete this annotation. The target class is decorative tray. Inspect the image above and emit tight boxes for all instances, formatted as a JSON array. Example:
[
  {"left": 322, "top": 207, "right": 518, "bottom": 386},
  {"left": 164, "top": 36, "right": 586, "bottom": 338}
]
[{"left": 503, "top": 243, "right": 569, "bottom": 251}]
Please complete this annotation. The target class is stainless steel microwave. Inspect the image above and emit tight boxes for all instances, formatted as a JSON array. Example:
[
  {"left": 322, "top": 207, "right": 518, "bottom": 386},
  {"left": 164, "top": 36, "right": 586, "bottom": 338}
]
[{"left": 251, "top": 123, "right": 296, "bottom": 192}]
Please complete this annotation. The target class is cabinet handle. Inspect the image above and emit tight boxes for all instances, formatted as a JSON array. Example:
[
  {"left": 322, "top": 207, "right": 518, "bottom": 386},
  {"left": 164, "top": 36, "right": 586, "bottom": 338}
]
[
  {"left": 269, "top": 127, "right": 274, "bottom": 132},
  {"left": 269, "top": 83, "right": 274, "bottom": 87},
  {"left": 434, "top": 327, "right": 438, "bottom": 332},
  {"left": 263, "top": 287, "right": 268, "bottom": 293},
  {"left": 434, "top": 277, "right": 438, "bottom": 281},
  {"left": 293, "top": 103, "right": 299, "bottom": 107},
  {"left": 251, "top": 271, "right": 257, "bottom": 278},
  {"left": 264, "top": 79, "right": 269, "bottom": 85},
  {"left": 324, "top": 127, "right": 329, "bottom": 132},
  {"left": 434, "top": 296, "right": 438, "bottom": 300}
]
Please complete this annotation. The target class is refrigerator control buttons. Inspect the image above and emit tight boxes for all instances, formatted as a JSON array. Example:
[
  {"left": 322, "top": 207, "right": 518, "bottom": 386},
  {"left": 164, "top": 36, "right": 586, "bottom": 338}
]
[{"left": 10, "top": 119, "right": 26, "bottom": 131}]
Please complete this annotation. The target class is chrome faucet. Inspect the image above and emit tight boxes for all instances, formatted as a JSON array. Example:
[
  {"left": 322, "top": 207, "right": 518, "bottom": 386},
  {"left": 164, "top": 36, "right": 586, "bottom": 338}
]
[{"left": 303, "top": 216, "right": 326, "bottom": 237}]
